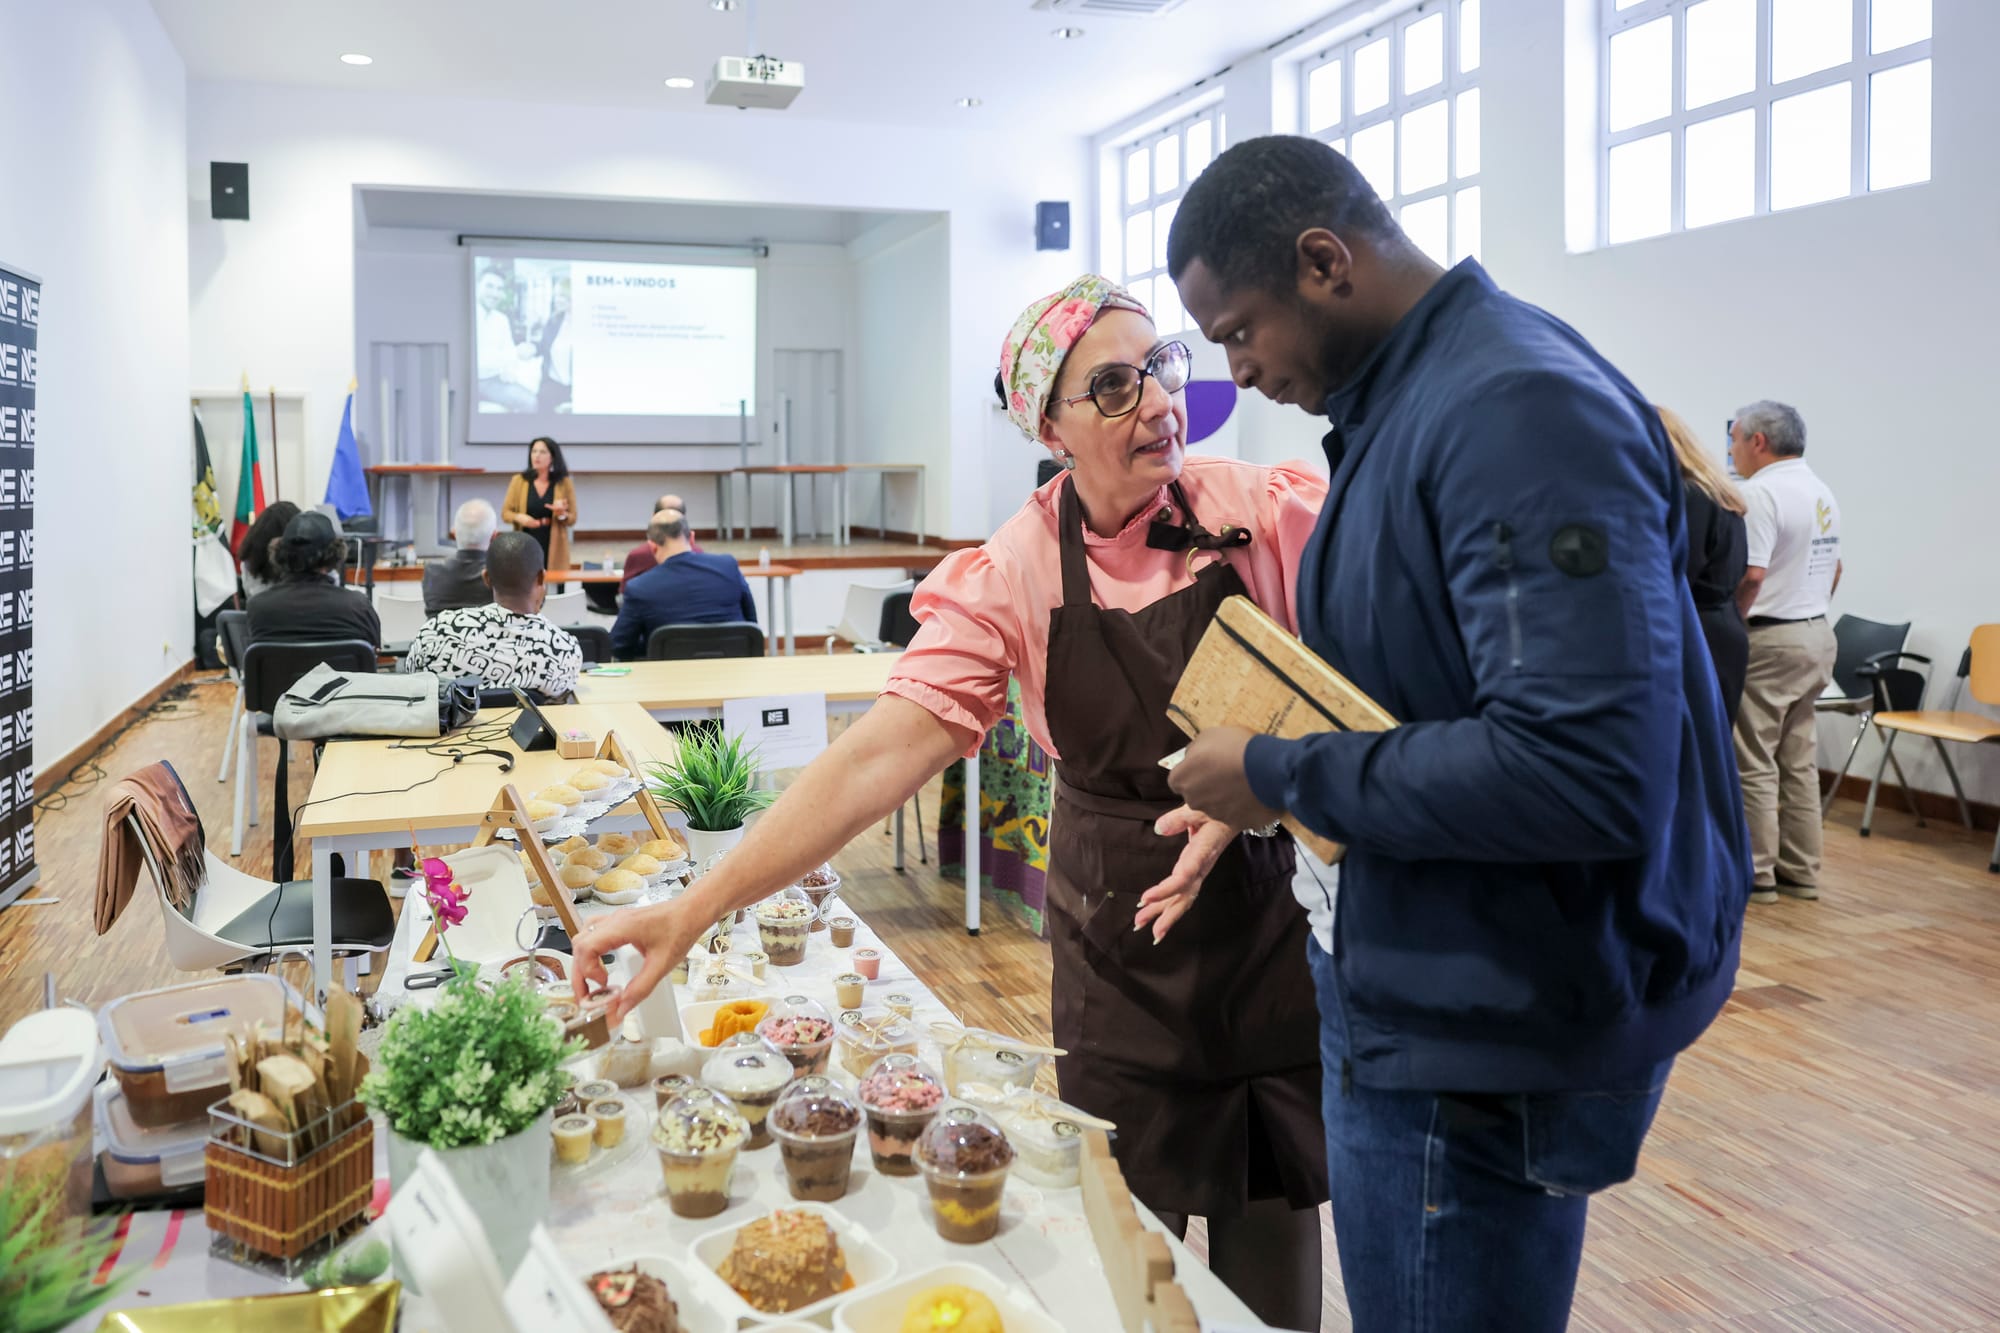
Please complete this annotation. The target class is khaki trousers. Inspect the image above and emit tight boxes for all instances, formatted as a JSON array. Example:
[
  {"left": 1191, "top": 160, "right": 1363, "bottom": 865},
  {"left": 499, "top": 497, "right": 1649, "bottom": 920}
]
[{"left": 1734, "top": 617, "right": 1838, "bottom": 888}]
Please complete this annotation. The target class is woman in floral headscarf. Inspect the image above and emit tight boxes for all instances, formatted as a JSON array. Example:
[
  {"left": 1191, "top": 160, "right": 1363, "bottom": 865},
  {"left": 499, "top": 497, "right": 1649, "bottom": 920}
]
[{"left": 577, "top": 277, "right": 1329, "bottom": 1327}]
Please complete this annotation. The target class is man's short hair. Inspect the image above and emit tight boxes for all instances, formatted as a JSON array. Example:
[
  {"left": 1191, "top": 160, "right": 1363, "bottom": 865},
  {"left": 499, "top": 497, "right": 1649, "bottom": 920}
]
[
  {"left": 655, "top": 493, "right": 684, "bottom": 515},
  {"left": 1167, "top": 134, "right": 1399, "bottom": 295},
  {"left": 486, "top": 531, "right": 545, "bottom": 598},
  {"left": 648, "top": 513, "right": 689, "bottom": 545},
  {"left": 455, "top": 498, "right": 497, "bottom": 550},
  {"left": 1734, "top": 400, "right": 1807, "bottom": 457}
]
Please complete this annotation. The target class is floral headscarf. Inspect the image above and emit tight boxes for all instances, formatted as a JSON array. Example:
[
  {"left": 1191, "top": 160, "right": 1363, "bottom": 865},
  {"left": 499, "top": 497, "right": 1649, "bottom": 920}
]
[{"left": 998, "top": 275, "right": 1150, "bottom": 440}]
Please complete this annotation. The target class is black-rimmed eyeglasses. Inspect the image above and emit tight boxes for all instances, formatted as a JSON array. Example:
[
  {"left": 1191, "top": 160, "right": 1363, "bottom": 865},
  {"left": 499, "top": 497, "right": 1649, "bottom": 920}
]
[{"left": 1051, "top": 341, "right": 1192, "bottom": 420}]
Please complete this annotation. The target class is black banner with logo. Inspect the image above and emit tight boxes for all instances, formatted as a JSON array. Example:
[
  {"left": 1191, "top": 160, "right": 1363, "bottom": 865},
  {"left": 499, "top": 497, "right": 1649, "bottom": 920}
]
[{"left": 0, "top": 262, "right": 37, "bottom": 907}]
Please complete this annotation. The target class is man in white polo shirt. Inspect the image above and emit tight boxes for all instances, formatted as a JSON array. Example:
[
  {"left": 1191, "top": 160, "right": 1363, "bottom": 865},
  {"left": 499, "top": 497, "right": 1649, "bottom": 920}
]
[{"left": 1731, "top": 400, "right": 1842, "bottom": 904}]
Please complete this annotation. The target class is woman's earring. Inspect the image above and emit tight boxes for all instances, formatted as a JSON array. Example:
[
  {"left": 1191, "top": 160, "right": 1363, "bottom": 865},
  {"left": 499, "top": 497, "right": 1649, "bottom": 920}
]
[{"left": 1059, "top": 450, "right": 1076, "bottom": 470}]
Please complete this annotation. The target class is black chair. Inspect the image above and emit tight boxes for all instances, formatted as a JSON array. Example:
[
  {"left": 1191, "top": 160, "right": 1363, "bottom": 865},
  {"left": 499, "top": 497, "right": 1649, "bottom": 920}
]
[
  {"left": 1816, "top": 615, "right": 1922, "bottom": 817},
  {"left": 879, "top": 591, "right": 920, "bottom": 649},
  {"left": 564, "top": 624, "right": 613, "bottom": 665},
  {"left": 237, "top": 638, "right": 379, "bottom": 880},
  {"left": 646, "top": 621, "right": 765, "bottom": 661}
]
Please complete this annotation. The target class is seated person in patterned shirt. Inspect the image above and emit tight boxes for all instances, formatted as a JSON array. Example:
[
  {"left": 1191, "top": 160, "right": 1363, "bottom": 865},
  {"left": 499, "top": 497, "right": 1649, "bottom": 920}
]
[{"left": 398, "top": 531, "right": 584, "bottom": 700}]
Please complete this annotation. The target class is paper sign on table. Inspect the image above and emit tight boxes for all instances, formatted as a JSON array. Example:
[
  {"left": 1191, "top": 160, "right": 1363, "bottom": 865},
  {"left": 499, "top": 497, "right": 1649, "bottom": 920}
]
[
  {"left": 383, "top": 1150, "right": 516, "bottom": 1333},
  {"left": 504, "top": 1225, "right": 616, "bottom": 1333},
  {"left": 721, "top": 692, "right": 829, "bottom": 771}
]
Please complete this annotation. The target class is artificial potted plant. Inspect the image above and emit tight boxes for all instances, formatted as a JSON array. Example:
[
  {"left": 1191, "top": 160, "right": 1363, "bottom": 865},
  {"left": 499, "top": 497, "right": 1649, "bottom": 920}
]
[
  {"left": 361, "top": 857, "right": 578, "bottom": 1274},
  {"left": 645, "top": 727, "right": 776, "bottom": 868}
]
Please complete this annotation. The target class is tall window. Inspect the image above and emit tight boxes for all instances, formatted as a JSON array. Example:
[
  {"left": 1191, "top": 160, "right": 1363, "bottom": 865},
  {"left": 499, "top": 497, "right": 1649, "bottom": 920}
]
[
  {"left": 1114, "top": 104, "right": 1225, "bottom": 337},
  {"left": 1602, "top": 0, "right": 1932, "bottom": 244},
  {"left": 1302, "top": 0, "right": 1483, "bottom": 268}
]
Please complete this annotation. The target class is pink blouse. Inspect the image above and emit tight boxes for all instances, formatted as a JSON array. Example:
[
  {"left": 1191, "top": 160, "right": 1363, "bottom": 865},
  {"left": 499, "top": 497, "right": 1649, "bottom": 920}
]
[{"left": 884, "top": 455, "right": 1328, "bottom": 760}]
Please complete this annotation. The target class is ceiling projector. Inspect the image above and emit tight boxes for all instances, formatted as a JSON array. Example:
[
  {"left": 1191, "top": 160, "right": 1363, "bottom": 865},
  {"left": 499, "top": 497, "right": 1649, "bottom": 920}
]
[{"left": 706, "top": 55, "right": 805, "bottom": 110}]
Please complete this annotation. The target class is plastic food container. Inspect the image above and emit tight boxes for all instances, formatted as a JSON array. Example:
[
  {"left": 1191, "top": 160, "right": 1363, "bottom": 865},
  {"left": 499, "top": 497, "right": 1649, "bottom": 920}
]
[
  {"left": 1002, "top": 1112, "right": 1085, "bottom": 1189},
  {"left": 0, "top": 1006, "right": 101, "bottom": 1239},
  {"left": 834, "top": 1013, "right": 918, "bottom": 1081},
  {"left": 95, "top": 1081, "right": 207, "bottom": 1201},
  {"left": 768, "top": 1077, "right": 862, "bottom": 1202},
  {"left": 99, "top": 976, "right": 290, "bottom": 1129},
  {"left": 833, "top": 1262, "right": 1065, "bottom": 1333},
  {"left": 915, "top": 1105, "right": 1016, "bottom": 1244},
  {"left": 756, "top": 996, "right": 835, "bottom": 1077},
  {"left": 700, "top": 1037, "right": 795, "bottom": 1150},
  {"left": 856, "top": 1055, "right": 945, "bottom": 1177},
  {"left": 752, "top": 889, "right": 818, "bottom": 966},
  {"left": 653, "top": 1088, "right": 749, "bottom": 1218},
  {"left": 943, "top": 1035, "right": 1047, "bottom": 1098}
]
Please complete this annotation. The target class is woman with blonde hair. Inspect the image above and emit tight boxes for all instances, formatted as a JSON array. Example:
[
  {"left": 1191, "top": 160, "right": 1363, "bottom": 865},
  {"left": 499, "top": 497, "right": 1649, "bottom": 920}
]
[{"left": 1658, "top": 406, "right": 1749, "bottom": 719}]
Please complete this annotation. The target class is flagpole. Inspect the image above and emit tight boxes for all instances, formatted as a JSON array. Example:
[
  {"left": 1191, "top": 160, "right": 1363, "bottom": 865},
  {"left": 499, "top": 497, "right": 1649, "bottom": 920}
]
[{"left": 268, "top": 387, "right": 281, "bottom": 502}]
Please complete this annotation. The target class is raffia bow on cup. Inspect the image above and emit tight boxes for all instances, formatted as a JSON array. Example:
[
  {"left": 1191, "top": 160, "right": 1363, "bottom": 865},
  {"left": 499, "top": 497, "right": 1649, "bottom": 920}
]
[
  {"left": 925, "top": 1022, "right": 1067, "bottom": 1062},
  {"left": 955, "top": 1080, "right": 1116, "bottom": 1133}
]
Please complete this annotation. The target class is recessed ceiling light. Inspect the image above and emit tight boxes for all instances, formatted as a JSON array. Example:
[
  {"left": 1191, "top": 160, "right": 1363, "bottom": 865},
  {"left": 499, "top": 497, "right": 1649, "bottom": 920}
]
[
  {"left": 663, "top": 76, "right": 695, "bottom": 89},
  {"left": 339, "top": 52, "right": 373, "bottom": 65},
  {"left": 1053, "top": 26, "right": 1086, "bottom": 38},
  {"left": 956, "top": 97, "right": 983, "bottom": 108},
  {"left": 710, "top": 0, "right": 738, "bottom": 10}
]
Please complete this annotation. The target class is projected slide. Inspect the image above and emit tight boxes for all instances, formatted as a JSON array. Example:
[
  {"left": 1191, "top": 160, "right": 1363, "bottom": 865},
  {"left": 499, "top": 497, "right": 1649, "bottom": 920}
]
[{"left": 472, "top": 255, "right": 756, "bottom": 417}]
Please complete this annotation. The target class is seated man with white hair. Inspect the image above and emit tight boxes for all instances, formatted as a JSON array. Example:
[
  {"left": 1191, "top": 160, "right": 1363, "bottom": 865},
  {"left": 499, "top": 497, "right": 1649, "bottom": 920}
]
[{"left": 424, "top": 497, "right": 499, "bottom": 617}]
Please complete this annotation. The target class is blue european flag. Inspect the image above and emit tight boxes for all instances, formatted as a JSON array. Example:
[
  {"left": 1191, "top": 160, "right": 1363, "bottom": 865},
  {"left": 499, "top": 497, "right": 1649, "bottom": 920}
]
[{"left": 323, "top": 386, "right": 372, "bottom": 520}]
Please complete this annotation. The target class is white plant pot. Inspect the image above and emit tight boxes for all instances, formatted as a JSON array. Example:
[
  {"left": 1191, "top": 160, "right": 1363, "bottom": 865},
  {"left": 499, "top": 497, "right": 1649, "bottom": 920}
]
[
  {"left": 386, "top": 1106, "right": 552, "bottom": 1278},
  {"left": 682, "top": 824, "right": 745, "bottom": 870}
]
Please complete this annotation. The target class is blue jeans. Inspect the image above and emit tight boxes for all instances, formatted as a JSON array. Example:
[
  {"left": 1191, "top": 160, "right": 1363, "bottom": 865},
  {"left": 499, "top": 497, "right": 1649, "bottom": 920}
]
[{"left": 1309, "top": 940, "right": 1672, "bottom": 1332}]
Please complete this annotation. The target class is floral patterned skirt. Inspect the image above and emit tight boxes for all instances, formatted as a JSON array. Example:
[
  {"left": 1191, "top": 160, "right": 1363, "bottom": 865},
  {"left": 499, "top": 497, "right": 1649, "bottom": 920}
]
[{"left": 939, "top": 677, "right": 1051, "bottom": 936}]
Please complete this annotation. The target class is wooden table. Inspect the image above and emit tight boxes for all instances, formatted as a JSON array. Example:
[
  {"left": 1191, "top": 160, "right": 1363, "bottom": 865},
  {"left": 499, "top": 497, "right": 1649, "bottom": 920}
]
[
  {"left": 573, "top": 655, "right": 985, "bottom": 936},
  {"left": 296, "top": 702, "right": 678, "bottom": 999},
  {"left": 734, "top": 463, "right": 927, "bottom": 548}
]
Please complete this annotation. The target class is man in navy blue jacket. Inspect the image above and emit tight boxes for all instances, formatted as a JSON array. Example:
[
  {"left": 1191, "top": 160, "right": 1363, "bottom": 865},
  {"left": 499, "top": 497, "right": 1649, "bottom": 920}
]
[
  {"left": 610, "top": 512, "right": 758, "bottom": 660},
  {"left": 1163, "top": 136, "right": 1750, "bottom": 1329}
]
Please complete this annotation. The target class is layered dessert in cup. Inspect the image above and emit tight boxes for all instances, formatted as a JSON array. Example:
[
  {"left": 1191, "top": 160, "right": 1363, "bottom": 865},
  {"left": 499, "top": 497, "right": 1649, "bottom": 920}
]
[
  {"left": 915, "top": 1105, "right": 1016, "bottom": 1243},
  {"left": 700, "top": 1036, "right": 795, "bottom": 1149},
  {"left": 652, "top": 1087, "right": 749, "bottom": 1218},
  {"left": 768, "top": 1076, "right": 863, "bottom": 1202},
  {"left": 756, "top": 995, "right": 836, "bottom": 1077},
  {"left": 796, "top": 864, "right": 840, "bottom": 932},
  {"left": 857, "top": 1054, "right": 945, "bottom": 1176},
  {"left": 752, "top": 888, "right": 818, "bottom": 966}
]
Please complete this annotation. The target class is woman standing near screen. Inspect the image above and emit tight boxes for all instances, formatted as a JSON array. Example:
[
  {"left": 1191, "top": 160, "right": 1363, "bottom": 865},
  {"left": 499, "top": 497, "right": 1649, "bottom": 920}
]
[{"left": 501, "top": 436, "right": 577, "bottom": 578}]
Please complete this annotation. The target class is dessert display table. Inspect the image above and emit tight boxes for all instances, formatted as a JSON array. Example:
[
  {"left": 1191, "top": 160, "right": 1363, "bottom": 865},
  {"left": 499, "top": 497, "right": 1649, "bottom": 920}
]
[{"left": 72, "top": 875, "right": 1266, "bottom": 1331}]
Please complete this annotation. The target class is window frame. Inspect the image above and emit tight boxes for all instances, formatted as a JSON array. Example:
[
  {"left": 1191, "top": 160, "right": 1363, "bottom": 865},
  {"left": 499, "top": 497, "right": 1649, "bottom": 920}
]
[
  {"left": 1599, "top": 0, "right": 1933, "bottom": 245},
  {"left": 1299, "top": 0, "right": 1483, "bottom": 267},
  {"left": 1112, "top": 103, "right": 1226, "bottom": 336}
]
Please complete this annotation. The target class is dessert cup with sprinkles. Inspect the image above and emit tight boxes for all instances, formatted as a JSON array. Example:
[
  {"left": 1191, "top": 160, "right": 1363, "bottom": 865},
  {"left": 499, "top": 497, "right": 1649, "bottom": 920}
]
[
  {"left": 915, "top": 1104, "right": 1016, "bottom": 1243},
  {"left": 653, "top": 1087, "right": 749, "bottom": 1218},
  {"left": 857, "top": 1054, "right": 946, "bottom": 1176},
  {"left": 768, "top": 1076, "right": 863, "bottom": 1202}
]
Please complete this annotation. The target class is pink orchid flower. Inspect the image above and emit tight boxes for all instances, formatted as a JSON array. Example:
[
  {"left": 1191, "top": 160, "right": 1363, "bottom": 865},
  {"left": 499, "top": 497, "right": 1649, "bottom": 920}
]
[{"left": 421, "top": 858, "right": 468, "bottom": 931}]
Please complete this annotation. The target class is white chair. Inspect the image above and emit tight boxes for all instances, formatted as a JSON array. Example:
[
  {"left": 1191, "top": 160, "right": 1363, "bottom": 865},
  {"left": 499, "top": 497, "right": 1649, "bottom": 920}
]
[
  {"left": 215, "top": 609, "right": 249, "bottom": 784},
  {"left": 132, "top": 812, "right": 395, "bottom": 983},
  {"left": 373, "top": 588, "right": 430, "bottom": 645},
  {"left": 541, "top": 589, "right": 587, "bottom": 624},
  {"left": 827, "top": 579, "right": 916, "bottom": 653}
]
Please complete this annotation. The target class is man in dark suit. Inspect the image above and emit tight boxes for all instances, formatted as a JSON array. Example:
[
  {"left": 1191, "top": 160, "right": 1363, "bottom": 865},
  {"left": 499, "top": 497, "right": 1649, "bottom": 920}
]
[
  {"left": 611, "top": 513, "right": 757, "bottom": 659},
  {"left": 423, "top": 499, "right": 498, "bottom": 617}
]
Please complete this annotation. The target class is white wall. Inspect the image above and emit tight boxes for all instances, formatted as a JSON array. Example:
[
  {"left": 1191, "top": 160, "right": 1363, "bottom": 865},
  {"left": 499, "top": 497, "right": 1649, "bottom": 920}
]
[
  {"left": 1094, "top": 0, "right": 2000, "bottom": 803},
  {"left": 186, "top": 80, "right": 1090, "bottom": 542},
  {"left": 850, "top": 217, "right": 959, "bottom": 535},
  {"left": 0, "top": 0, "right": 189, "bottom": 777}
]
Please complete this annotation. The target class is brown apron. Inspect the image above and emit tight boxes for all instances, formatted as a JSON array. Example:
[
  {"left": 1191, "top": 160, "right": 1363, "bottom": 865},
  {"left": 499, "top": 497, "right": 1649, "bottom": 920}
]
[{"left": 1043, "top": 477, "right": 1327, "bottom": 1218}]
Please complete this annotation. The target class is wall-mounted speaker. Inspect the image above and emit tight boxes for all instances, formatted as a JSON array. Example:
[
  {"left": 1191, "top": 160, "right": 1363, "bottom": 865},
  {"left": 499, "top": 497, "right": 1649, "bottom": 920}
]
[
  {"left": 210, "top": 162, "right": 250, "bottom": 221},
  {"left": 1035, "top": 201, "right": 1070, "bottom": 252}
]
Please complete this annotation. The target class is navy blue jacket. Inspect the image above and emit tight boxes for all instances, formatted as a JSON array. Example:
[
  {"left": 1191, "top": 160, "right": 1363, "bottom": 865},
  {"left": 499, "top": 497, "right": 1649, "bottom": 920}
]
[
  {"left": 1244, "top": 261, "right": 1750, "bottom": 1093},
  {"left": 611, "top": 551, "right": 758, "bottom": 659}
]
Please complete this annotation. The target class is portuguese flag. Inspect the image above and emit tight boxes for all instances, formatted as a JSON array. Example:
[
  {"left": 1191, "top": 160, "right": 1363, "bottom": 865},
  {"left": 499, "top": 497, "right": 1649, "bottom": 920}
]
[{"left": 230, "top": 378, "right": 267, "bottom": 554}]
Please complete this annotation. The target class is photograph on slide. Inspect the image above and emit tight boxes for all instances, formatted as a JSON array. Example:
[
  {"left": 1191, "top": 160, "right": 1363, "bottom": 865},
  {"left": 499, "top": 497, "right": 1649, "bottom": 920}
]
[{"left": 474, "top": 256, "right": 571, "bottom": 415}]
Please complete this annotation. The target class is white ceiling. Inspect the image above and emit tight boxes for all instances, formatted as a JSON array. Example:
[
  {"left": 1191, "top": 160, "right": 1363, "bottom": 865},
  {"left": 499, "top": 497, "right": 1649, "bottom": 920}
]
[
  {"left": 148, "top": 0, "right": 1339, "bottom": 137},
  {"left": 358, "top": 186, "right": 919, "bottom": 247}
]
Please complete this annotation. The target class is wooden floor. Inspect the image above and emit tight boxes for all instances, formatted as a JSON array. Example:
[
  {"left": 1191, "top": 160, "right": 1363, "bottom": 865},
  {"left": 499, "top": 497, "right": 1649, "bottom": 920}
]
[{"left": 7, "top": 679, "right": 2000, "bottom": 1331}]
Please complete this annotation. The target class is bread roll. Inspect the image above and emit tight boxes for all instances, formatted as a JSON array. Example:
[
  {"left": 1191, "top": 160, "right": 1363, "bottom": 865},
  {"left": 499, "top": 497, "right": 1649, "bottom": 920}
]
[
  {"left": 536, "top": 784, "right": 583, "bottom": 808},
  {"left": 560, "top": 863, "right": 600, "bottom": 890},
  {"left": 565, "top": 848, "right": 611, "bottom": 871},
  {"left": 526, "top": 800, "right": 563, "bottom": 823},
  {"left": 570, "top": 769, "right": 610, "bottom": 793},
  {"left": 638, "top": 836, "right": 686, "bottom": 861},
  {"left": 595, "top": 833, "right": 638, "bottom": 858},
  {"left": 553, "top": 835, "right": 591, "bottom": 856},
  {"left": 620, "top": 853, "right": 663, "bottom": 879},
  {"left": 595, "top": 868, "right": 644, "bottom": 896},
  {"left": 587, "top": 760, "right": 628, "bottom": 779}
]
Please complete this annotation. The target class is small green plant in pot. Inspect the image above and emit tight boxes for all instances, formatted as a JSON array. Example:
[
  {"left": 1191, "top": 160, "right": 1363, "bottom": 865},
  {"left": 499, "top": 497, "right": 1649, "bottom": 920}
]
[
  {"left": 646, "top": 727, "right": 776, "bottom": 867},
  {"left": 0, "top": 1191, "right": 136, "bottom": 1333},
  {"left": 361, "top": 858, "right": 581, "bottom": 1273}
]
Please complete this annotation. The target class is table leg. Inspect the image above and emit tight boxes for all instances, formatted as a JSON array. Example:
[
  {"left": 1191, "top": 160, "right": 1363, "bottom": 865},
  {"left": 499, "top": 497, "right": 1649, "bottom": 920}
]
[
  {"left": 783, "top": 576, "right": 795, "bottom": 657},
  {"left": 765, "top": 574, "right": 779, "bottom": 657},
  {"left": 880, "top": 475, "right": 889, "bottom": 541},
  {"left": 894, "top": 805, "right": 906, "bottom": 871},
  {"left": 964, "top": 752, "right": 981, "bottom": 935},
  {"left": 783, "top": 476, "right": 795, "bottom": 550},
  {"left": 916, "top": 470, "right": 927, "bottom": 547},
  {"left": 312, "top": 839, "right": 335, "bottom": 1002},
  {"left": 714, "top": 475, "right": 729, "bottom": 543}
]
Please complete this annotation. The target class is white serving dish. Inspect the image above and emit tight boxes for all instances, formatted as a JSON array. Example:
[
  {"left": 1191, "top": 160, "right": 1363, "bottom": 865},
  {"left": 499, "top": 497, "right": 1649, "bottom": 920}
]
[
  {"left": 575, "top": 1252, "right": 732, "bottom": 1333},
  {"left": 679, "top": 996, "right": 776, "bottom": 1047},
  {"left": 833, "top": 1262, "right": 1065, "bottom": 1333},
  {"left": 689, "top": 1201, "right": 898, "bottom": 1325}
]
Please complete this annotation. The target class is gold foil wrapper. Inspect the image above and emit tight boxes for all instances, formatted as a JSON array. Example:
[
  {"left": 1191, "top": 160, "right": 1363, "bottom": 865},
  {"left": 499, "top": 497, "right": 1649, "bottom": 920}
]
[{"left": 96, "top": 1281, "right": 399, "bottom": 1332}]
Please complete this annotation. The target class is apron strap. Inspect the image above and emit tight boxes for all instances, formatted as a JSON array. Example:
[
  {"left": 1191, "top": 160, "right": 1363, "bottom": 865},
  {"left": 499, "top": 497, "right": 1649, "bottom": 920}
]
[{"left": 1057, "top": 475, "right": 1094, "bottom": 608}]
